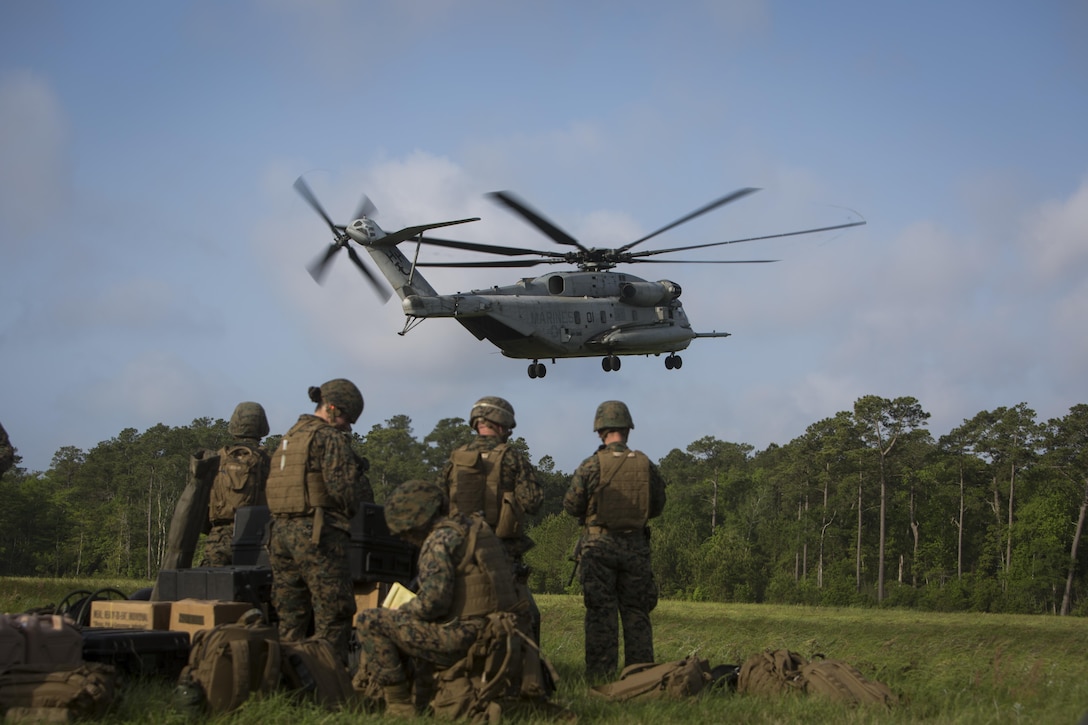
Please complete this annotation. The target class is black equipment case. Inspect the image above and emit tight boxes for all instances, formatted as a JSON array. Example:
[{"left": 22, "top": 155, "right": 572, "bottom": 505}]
[{"left": 81, "top": 627, "right": 191, "bottom": 679}]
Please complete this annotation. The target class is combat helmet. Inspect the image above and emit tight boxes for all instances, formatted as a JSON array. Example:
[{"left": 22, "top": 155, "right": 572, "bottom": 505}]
[
  {"left": 319, "top": 378, "right": 364, "bottom": 424},
  {"left": 593, "top": 400, "right": 634, "bottom": 432},
  {"left": 469, "top": 396, "right": 516, "bottom": 430},
  {"left": 228, "top": 402, "right": 270, "bottom": 439},
  {"left": 384, "top": 479, "right": 447, "bottom": 535}
]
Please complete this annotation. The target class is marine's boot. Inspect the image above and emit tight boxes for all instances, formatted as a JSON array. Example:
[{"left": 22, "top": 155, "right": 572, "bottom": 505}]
[{"left": 383, "top": 680, "right": 416, "bottom": 717}]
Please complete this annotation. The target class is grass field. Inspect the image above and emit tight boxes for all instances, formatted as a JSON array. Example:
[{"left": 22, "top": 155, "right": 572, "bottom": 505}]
[{"left": 3, "top": 578, "right": 1088, "bottom": 723}]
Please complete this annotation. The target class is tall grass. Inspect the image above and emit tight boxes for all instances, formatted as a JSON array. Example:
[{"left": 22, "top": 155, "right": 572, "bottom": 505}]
[{"left": 4, "top": 579, "right": 1087, "bottom": 723}]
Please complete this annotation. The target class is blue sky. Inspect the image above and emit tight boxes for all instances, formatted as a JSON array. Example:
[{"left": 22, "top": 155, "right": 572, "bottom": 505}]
[{"left": 2, "top": 1, "right": 1087, "bottom": 474}]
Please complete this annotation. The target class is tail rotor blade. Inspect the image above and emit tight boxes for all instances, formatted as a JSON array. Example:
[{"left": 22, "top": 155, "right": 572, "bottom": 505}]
[
  {"left": 307, "top": 244, "right": 341, "bottom": 284},
  {"left": 346, "top": 245, "right": 393, "bottom": 301},
  {"left": 294, "top": 176, "right": 338, "bottom": 234}
]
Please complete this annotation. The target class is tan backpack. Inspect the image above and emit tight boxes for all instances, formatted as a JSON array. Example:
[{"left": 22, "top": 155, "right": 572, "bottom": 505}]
[
  {"left": 738, "top": 649, "right": 897, "bottom": 708},
  {"left": 430, "top": 611, "right": 558, "bottom": 722},
  {"left": 800, "top": 657, "right": 897, "bottom": 708},
  {"left": 177, "top": 610, "right": 281, "bottom": 714},
  {"left": 0, "top": 662, "right": 117, "bottom": 718},
  {"left": 590, "top": 656, "right": 713, "bottom": 701},
  {"left": 209, "top": 444, "right": 265, "bottom": 522}
]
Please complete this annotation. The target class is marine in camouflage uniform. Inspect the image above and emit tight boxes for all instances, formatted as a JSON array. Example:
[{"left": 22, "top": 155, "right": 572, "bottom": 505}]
[
  {"left": 355, "top": 479, "right": 521, "bottom": 717},
  {"left": 438, "top": 396, "right": 544, "bottom": 639},
  {"left": 0, "top": 422, "right": 13, "bottom": 476},
  {"left": 563, "top": 400, "right": 667, "bottom": 681},
  {"left": 438, "top": 397, "right": 543, "bottom": 562},
  {"left": 266, "top": 379, "right": 372, "bottom": 662},
  {"left": 200, "top": 402, "right": 272, "bottom": 567}
]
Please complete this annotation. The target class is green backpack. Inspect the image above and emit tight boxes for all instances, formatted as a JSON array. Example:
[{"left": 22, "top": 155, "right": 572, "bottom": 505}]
[{"left": 176, "top": 610, "right": 281, "bottom": 714}]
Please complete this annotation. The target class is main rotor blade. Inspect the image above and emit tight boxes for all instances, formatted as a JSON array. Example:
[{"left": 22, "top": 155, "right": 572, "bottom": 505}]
[
  {"left": 618, "top": 187, "right": 760, "bottom": 253},
  {"left": 418, "top": 236, "right": 566, "bottom": 258},
  {"left": 379, "top": 218, "right": 481, "bottom": 246},
  {"left": 415, "top": 258, "right": 557, "bottom": 269},
  {"left": 294, "top": 176, "right": 338, "bottom": 234},
  {"left": 624, "top": 258, "right": 779, "bottom": 264},
  {"left": 628, "top": 219, "right": 868, "bottom": 259},
  {"left": 345, "top": 245, "right": 393, "bottom": 301},
  {"left": 488, "top": 191, "right": 589, "bottom": 252},
  {"left": 307, "top": 244, "right": 342, "bottom": 284}
]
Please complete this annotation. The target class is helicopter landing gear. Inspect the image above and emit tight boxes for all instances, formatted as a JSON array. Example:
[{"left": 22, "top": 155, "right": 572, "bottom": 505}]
[
  {"left": 664, "top": 353, "right": 683, "bottom": 370},
  {"left": 602, "top": 355, "right": 622, "bottom": 372},
  {"left": 527, "top": 361, "right": 547, "bottom": 379}
]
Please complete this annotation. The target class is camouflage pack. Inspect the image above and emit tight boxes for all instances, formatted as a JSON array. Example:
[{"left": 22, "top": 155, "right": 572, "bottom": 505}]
[{"left": 209, "top": 444, "right": 265, "bottom": 523}]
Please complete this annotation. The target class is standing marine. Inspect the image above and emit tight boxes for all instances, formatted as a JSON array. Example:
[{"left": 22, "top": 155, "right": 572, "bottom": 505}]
[
  {"left": 200, "top": 402, "right": 271, "bottom": 567},
  {"left": 563, "top": 400, "right": 667, "bottom": 681},
  {"left": 355, "top": 479, "right": 522, "bottom": 717},
  {"left": 266, "top": 378, "right": 372, "bottom": 662},
  {"left": 438, "top": 396, "right": 543, "bottom": 635}
]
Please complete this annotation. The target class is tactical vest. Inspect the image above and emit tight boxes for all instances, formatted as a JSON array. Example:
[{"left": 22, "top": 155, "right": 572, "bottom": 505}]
[
  {"left": 448, "top": 443, "right": 508, "bottom": 528},
  {"left": 588, "top": 449, "right": 653, "bottom": 531},
  {"left": 443, "top": 514, "right": 518, "bottom": 619},
  {"left": 208, "top": 443, "right": 266, "bottom": 523},
  {"left": 266, "top": 417, "right": 334, "bottom": 516}
]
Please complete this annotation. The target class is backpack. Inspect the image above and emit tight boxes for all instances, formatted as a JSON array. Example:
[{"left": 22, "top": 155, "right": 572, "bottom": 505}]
[
  {"left": 209, "top": 445, "right": 265, "bottom": 522},
  {"left": 280, "top": 638, "right": 356, "bottom": 710},
  {"left": 736, "top": 649, "right": 808, "bottom": 696},
  {"left": 800, "top": 657, "right": 897, "bottom": 708},
  {"left": 0, "top": 662, "right": 117, "bottom": 718},
  {"left": 738, "top": 649, "right": 897, "bottom": 708},
  {"left": 430, "top": 611, "right": 558, "bottom": 722},
  {"left": 176, "top": 610, "right": 281, "bottom": 714},
  {"left": 590, "top": 656, "right": 713, "bottom": 701}
]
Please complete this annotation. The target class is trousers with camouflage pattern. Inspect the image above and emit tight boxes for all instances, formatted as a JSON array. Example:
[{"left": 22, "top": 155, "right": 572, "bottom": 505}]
[
  {"left": 580, "top": 529, "right": 658, "bottom": 681},
  {"left": 269, "top": 516, "right": 354, "bottom": 662}
]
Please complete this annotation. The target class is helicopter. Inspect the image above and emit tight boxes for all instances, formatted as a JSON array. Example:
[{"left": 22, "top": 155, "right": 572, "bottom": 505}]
[{"left": 294, "top": 177, "right": 865, "bottom": 379}]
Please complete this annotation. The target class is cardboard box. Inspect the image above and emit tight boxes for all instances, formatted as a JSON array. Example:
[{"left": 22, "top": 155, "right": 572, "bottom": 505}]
[
  {"left": 168, "top": 599, "right": 253, "bottom": 636},
  {"left": 89, "top": 600, "right": 172, "bottom": 631},
  {"left": 353, "top": 581, "right": 390, "bottom": 613}
]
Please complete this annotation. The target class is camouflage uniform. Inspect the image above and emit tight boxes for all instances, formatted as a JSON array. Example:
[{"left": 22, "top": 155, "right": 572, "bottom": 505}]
[
  {"left": 355, "top": 512, "right": 491, "bottom": 686},
  {"left": 0, "top": 422, "right": 13, "bottom": 475},
  {"left": 199, "top": 438, "right": 271, "bottom": 567},
  {"left": 201, "top": 402, "right": 272, "bottom": 567},
  {"left": 267, "top": 414, "right": 372, "bottom": 660},
  {"left": 438, "top": 434, "right": 544, "bottom": 562},
  {"left": 564, "top": 439, "right": 667, "bottom": 680}
]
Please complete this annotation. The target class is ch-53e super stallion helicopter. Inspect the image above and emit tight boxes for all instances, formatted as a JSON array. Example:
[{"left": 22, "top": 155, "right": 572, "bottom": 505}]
[{"left": 294, "top": 177, "right": 865, "bottom": 379}]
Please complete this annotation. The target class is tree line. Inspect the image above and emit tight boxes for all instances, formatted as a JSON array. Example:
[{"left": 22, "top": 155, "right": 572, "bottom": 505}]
[{"left": 2, "top": 396, "right": 1087, "bottom": 616}]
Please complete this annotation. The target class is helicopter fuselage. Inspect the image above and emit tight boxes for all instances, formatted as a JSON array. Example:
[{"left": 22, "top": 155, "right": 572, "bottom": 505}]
[{"left": 402, "top": 271, "right": 696, "bottom": 359}]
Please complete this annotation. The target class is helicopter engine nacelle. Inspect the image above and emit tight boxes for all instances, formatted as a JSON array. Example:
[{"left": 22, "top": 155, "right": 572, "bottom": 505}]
[{"left": 620, "top": 280, "right": 682, "bottom": 307}]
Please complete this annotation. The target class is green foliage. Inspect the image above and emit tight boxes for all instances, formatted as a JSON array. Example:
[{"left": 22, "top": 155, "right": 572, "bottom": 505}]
[{"left": 8, "top": 398, "right": 1088, "bottom": 616}]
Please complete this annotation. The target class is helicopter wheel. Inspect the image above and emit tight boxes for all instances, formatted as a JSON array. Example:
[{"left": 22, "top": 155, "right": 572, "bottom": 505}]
[
  {"left": 674, "top": 355, "right": 683, "bottom": 369},
  {"left": 665, "top": 355, "right": 674, "bottom": 370},
  {"left": 535, "top": 363, "right": 547, "bottom": 378},
  {"left": 665, "top": 353, "right": 683, "bottom": 370},
  {"left": 528, "top": 363, "right": 538, "bottom": 379},
  {"left": 602, "top": 357, "right": 612, "bottom": 372},
  {"left": 611, "top": 355, "right": 621, "bottom": 371}
]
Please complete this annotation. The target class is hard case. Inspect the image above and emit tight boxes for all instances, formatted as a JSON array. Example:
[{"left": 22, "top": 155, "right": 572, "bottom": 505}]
[{"left": 81, "top": 627, "right": 191, "bottom": 679}]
